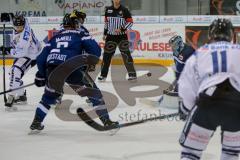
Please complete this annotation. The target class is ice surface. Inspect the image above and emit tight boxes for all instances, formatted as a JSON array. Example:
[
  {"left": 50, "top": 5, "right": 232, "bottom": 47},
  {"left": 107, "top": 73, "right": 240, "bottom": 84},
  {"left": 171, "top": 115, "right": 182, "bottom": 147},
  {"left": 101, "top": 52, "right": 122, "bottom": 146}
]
[{"left": 0, "top": 65, "right": 222, "bottom": 160}]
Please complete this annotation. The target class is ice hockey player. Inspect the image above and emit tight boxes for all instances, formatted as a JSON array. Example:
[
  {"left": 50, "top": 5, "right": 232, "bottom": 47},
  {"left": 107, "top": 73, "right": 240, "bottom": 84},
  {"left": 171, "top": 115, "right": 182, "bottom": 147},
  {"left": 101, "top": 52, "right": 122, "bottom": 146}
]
[
  {"left": 70, "top": 10, "right": 95, "bottom": 73},
  {"left": 178, "top": 18, "right": 240, "bottom": 160},
  {"left": 29, "top": 14, "right": 119, "bottom": 134},
  {"left": 58, "top": 10, "right": 93, "bottom": 105},
  {"left": 165, "top": 35, "right": 195, "bottom": 96},
  {"left": 4, "top": 14, "right": 42, "bottom": 109},
  {"left": 70, "top": 10, "right": 95, "bottom": 105}
]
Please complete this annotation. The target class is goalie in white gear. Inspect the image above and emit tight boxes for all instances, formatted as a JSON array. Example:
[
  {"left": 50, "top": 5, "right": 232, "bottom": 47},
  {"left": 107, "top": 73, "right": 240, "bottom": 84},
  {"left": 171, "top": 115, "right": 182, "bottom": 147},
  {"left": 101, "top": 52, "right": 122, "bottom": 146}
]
[
  {"left": 5, "top": 15, "right": 42, "bottom": 108},
  {"left": 178, "top": 18, "right": 240, "bottom": 160}
]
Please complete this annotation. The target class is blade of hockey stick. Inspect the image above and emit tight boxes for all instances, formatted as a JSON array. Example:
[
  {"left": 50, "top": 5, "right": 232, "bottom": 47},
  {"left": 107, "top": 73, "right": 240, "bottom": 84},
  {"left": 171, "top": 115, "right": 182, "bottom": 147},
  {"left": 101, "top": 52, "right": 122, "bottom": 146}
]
[
  {"left": 77, "top": 108, "right": 179, "bottom": 131},
  {"left": 0, "top": 82, "right": 35, "bottom": 95},
  {"left": 77, "top": 108, "right": 105, "bottom": 131},
  {"left": 139, "top": 95, "right": 164, "bottom": 107}
]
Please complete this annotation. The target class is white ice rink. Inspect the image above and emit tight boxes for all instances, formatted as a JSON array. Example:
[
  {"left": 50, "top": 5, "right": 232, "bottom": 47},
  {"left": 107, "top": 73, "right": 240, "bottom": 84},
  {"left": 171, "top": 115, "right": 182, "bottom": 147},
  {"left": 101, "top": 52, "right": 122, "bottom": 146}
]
[{"left": 0, "top": 65, "right": 222, "bottom": 160}]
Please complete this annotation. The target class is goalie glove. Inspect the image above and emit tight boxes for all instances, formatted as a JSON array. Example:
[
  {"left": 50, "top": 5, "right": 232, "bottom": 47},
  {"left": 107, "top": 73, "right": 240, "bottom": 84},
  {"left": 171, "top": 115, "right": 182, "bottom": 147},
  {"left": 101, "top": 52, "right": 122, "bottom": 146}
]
[
  {"left": 178, "top": 98, "right": 190, "bottom": 121},
  {"left": 35, "top": 71, "right": 46, "bottom": 87}
]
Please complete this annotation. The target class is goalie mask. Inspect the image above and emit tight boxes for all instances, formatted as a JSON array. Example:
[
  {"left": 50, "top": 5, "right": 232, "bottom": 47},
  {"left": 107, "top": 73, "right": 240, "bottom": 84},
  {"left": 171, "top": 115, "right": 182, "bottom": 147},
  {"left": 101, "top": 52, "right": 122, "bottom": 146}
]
[
  {"left": 169, "top": 35, "right": 184, "bottom": 55},
  {"left": 208, "top": 18, "right": 233, "bottom": 42}
]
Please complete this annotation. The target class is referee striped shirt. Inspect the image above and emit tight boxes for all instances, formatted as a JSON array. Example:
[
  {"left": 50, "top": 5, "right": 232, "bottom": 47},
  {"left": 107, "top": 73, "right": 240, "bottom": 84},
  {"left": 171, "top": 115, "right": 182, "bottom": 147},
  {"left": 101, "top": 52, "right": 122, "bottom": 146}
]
[{"left": 104, "top": 5, "right": 133, "bottom": 36}]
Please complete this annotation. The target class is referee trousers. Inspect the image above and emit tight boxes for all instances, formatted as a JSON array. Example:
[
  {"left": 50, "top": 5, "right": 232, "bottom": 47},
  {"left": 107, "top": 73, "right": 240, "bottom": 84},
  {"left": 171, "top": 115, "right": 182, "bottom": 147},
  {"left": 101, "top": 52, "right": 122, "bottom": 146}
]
[{"left": 100, "top": 34, "right": 136, "bottom": 77}]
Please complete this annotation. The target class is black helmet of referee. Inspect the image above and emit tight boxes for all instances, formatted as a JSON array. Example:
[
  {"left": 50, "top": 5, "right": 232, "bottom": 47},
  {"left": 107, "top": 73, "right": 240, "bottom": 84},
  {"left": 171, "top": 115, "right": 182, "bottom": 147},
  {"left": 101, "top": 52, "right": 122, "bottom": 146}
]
[{"left": 208, "top": 18, "right": 234, "bottom": 42}]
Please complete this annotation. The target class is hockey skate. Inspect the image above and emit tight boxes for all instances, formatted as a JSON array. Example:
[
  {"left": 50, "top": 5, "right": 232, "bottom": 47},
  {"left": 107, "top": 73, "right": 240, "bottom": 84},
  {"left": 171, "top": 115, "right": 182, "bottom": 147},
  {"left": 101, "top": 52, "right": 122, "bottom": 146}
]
[
  {"left": 29, "top": 116, "right": 44, "bottom": 135},
  {"left": 5, "top": 95, "right": 18, "bottom": 111},
  {"left": 128, "top": 76, "right": 137, "bottom": 82},
  {"left": 14, "top": 90, "right": 27, "bottom": 104},
  {"left": 100, "top": 117, "right": 120, "bottom": 136},
  {"left": 98, "top": 76, "right": 106, "bottom": 82}
]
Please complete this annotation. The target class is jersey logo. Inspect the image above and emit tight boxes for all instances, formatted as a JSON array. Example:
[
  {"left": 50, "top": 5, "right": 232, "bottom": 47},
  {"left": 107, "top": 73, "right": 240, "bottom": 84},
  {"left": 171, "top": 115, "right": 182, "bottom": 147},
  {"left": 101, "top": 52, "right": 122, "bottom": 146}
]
[
  {"left": 23, "top": 31, "right": 30, "bottom": 41},
  {"left": 108, "top": 10, "right": 113, "bottom": 13}
]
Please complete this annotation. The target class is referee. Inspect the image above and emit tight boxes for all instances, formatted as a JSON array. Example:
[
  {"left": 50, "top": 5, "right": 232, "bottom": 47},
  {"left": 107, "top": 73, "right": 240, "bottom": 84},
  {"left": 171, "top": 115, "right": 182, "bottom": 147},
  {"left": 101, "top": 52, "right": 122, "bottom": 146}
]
[{"left": 98, "top": 0, "right": 137, "bottom": 81}]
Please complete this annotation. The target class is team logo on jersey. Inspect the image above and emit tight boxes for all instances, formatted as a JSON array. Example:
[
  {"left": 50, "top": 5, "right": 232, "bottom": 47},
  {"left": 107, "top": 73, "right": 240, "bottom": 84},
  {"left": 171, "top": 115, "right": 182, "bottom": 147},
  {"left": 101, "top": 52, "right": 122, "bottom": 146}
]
[
  {"left": 23, "top": 31, "right": 30, "bottom": 41},
  {"left": 108, "top": 10, "right": 113, "bottom": 13}
]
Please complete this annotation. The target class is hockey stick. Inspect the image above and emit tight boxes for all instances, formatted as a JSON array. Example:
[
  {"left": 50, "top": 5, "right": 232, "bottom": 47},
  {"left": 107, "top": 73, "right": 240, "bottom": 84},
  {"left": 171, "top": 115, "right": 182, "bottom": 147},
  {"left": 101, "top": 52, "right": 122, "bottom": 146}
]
[
  {"left": 139, "top": 80, "right": 178, "bottom": 107},
  {"left": 2, "top": 24, "right": 7, "bottom": 103},
  {"left": 139, "top": 95, "right": 164, "bottom": 107},
  {"left": 77, "top": 107, "right": 179, "bottom": 131},
  {"left": 0, "top": 82, "right": 34, "bottom": 95}
]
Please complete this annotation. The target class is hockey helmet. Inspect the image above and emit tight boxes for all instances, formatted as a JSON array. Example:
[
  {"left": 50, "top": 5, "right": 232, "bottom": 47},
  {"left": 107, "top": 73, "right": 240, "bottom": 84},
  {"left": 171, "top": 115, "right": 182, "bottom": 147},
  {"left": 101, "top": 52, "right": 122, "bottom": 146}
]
[
  {"left": 169, "top": 35, "right": 184, "bottom": 53},
  {"left": 13, "top": 15, "right": 25, "bottom": 27},
  {"left": 71, "top": 10, "right": 86, "bottom": 24},
  {"left": 12, "top": 15, "right": 25, "bottom": 32},
  {"left": 208, "top": 18, "right": 233, "bottom": 42},
  {"left": 63, "top": 13, "right": 79, "bottom": 29}
]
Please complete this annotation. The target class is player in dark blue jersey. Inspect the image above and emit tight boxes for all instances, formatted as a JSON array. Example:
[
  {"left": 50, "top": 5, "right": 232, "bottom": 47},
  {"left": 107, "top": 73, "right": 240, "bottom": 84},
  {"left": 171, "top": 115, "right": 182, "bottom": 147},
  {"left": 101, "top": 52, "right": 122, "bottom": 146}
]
[
  {"left": 70, "top": 10, "right": 97, "bottom": 105},
  {"left": 29, "top": 14, "right": 119, "bottom": 134},
  {"left": 164, "top": 35, "right": 195, "bottom": 96}
]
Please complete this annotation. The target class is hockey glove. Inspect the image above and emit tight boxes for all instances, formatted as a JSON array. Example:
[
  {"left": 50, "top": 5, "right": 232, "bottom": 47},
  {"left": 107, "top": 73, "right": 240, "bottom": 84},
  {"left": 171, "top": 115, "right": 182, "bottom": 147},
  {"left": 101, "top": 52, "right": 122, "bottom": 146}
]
[
  {"left": 35, "top": 71, "right": 46, "bottom": 87},
  {"left": 178, "top": 98, "right": 190, "bottom": 121},
  {"left": 0, "top": 46, "right": 11, "bottom": 55}
]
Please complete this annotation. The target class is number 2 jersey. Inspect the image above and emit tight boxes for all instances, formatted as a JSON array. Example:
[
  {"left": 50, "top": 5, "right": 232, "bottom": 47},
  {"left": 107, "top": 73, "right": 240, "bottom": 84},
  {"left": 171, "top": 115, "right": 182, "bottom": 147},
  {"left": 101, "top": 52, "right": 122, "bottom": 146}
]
[
  {"left": 178, "top": 41, "right": 240, "bottom": 110},
  {"left": 37, "top": 29, "right": 101, "bottom": 77}
]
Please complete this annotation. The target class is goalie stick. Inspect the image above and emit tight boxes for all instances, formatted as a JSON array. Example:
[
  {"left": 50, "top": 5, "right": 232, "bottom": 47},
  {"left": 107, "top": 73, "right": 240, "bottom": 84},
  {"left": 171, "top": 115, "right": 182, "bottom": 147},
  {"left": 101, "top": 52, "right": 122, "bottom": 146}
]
[
  {"left": 139, "top": 81, "right": 178, "bottom": 108},
  {"left": 0, "top": 82, "right": 34, "bottom": 95},
  {"left": 77, "top": 108, "right": 179, "bottom": 131}
]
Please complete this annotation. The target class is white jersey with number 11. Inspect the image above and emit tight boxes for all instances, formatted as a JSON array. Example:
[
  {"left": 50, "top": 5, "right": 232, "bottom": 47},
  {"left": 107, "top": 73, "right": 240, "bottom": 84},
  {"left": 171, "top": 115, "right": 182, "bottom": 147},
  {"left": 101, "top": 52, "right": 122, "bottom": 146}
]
[{"left": 178, "top": 41, "right": 240, "bottom": 110}]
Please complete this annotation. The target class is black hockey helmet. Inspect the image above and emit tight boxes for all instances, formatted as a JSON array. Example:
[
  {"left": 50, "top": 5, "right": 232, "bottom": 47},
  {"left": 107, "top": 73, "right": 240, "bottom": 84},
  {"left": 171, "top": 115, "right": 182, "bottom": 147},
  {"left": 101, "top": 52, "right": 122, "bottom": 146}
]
[
  {"left": 208, "top": 18, "right": 233, "bottom": 42},
  {"left": 62, "top": 13, "right": 79, "bottom": 29},
  {"left": 71, "top": 10, "right": 86, "bottom": 24},
  {"left": 12, "top": 15, "right": 25, "bottom": 27},
  {"left": 72, "top": 10, "right": 86, "bottom": 20}
]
